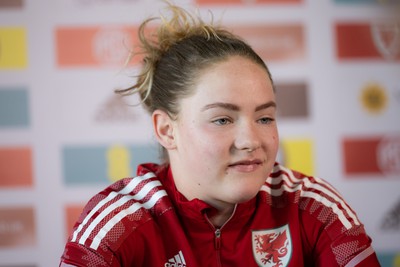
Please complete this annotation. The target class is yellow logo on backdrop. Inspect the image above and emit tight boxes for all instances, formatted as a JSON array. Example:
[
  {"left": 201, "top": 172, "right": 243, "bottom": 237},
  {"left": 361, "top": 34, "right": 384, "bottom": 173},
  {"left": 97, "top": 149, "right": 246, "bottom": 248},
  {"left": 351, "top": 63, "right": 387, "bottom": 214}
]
[
  {"left": 360, "top": 82, "right": 388, "bottom": 114},
  {"left": 107, "top": 145, "right": 132, "bottom": 182},
  {"left": 0, "top": 27, "right": 28, "bottom": 69},
  {"left": 394, "top": 253, "right": 400, "bottom": 267},
  {"left": 281, "top": 139, "right": 314, "bottom": 176}
]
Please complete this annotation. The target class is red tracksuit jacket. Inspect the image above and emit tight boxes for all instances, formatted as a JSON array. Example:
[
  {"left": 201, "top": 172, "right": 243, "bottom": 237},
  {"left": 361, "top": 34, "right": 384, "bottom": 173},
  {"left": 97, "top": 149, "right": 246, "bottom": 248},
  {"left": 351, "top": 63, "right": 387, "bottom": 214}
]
[{"left": 60, "top": 162, "right": 381, "bottom": 267}]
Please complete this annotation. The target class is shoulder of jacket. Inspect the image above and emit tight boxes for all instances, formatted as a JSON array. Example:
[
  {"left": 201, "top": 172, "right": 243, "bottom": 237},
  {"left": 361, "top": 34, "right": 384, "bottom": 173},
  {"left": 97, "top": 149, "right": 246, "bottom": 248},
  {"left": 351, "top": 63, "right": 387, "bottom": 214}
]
[
  {"left": 68, "top": 171, "right": 172, "bottom": 252},
  {"left": 261, "top": 162, "right": 361, "bottom": 232}
]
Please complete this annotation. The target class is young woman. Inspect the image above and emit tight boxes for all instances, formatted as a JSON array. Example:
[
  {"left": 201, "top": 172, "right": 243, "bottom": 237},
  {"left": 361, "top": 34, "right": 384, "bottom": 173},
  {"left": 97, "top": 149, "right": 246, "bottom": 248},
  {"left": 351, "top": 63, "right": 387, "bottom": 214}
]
[{"left": 60, "top": 4, "right": 381, "bottom": 267}]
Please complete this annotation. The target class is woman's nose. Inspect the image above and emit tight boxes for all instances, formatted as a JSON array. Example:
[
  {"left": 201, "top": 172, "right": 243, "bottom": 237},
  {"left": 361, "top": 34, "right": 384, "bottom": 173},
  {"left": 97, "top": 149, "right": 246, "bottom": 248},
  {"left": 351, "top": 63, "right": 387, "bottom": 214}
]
[{"left": 233, "top": 122, "right": 261, "bottom": 152}]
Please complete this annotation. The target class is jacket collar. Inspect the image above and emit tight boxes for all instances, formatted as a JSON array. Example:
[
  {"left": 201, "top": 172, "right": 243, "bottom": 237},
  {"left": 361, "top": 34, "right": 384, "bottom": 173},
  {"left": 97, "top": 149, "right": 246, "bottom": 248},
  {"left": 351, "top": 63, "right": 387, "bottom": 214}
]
[{"left": 137, "top": 163, "right": 257, "bottom": 228}]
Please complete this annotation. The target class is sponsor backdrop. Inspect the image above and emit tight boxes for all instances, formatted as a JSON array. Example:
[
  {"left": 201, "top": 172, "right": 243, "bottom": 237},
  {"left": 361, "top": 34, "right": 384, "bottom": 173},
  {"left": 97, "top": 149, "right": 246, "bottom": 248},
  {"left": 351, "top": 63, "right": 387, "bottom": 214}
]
[{"left": 0, "top": 0, "right": 399, "bottom": 266}]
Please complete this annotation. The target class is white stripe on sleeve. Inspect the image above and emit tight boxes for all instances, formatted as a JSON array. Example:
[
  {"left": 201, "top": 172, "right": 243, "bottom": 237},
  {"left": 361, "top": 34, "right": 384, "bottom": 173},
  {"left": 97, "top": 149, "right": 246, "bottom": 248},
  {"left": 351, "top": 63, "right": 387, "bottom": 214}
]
[
  {"left": 71, "top": 172, "right": 155, "bottom": 242},
  {"left": 90, "top": 190, "right": 168, "bottom": 249},
  {"left": 78, "top": 180, "right": 161, "bottom": 245},
  {"left": 344, "top": 246, "right": 375, "bottom": 267}
]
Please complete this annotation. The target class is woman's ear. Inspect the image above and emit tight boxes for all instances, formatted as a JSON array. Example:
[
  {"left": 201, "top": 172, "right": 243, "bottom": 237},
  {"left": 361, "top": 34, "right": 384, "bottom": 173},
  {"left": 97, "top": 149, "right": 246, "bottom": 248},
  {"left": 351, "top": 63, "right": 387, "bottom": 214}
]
[{"left": 152, "top": 109, "right": 177, "bottom": 150}]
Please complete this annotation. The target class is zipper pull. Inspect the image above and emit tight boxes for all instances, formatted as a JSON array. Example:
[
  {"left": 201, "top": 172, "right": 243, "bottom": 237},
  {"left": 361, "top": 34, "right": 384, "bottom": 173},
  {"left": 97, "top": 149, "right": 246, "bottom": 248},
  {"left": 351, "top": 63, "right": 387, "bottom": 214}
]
[{"left": 214, "top": 228, "right": 221, "bottom": 250}]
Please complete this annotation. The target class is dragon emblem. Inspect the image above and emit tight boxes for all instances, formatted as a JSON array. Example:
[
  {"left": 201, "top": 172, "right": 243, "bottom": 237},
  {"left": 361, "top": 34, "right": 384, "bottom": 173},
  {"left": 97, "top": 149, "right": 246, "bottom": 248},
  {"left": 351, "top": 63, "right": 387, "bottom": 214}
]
[{"left": 252, "top": 225, "right": 292, "bottom": 267}]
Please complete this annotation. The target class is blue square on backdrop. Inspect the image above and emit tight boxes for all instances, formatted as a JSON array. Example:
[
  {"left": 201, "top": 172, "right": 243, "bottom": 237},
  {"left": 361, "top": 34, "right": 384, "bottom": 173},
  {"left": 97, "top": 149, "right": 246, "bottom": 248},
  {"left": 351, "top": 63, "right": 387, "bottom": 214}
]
[{"left": 0, "top": 88, "right": 29, "bottom": 128}]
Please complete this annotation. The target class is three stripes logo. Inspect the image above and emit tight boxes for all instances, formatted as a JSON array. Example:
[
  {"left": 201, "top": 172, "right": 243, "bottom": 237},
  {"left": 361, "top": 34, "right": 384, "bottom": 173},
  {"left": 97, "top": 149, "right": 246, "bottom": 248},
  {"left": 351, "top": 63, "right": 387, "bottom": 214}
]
[
  {"left": 165, "top": 250, "right": 186, "bottom": 267},
  {"left": 70, "top": 172, "right": 168, "bottom": 249}
]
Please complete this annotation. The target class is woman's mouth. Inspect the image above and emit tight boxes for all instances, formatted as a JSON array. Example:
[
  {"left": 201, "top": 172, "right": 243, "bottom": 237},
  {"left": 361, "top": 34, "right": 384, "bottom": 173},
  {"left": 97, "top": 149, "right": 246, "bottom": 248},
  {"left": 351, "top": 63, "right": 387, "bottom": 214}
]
[{"left": 228, "top": 159, "right": 263, "bottom": 172}]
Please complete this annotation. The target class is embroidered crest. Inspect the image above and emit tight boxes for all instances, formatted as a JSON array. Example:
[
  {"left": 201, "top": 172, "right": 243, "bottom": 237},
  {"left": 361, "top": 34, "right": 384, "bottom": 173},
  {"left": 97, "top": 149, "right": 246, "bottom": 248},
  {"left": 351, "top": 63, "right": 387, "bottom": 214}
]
[{"left": 252, "top": 225, "right": 292, "bottom": 267}]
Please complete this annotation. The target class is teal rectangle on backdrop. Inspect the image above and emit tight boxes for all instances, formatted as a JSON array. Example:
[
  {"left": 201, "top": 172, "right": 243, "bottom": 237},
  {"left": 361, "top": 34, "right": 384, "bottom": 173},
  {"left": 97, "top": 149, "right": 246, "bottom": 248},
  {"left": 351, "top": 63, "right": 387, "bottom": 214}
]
[
  {"left": 0, "top": 88, "right": 29, "bottom": 127},
  {"left": 63, "top": 144, "right": 160, "bottom": 185},
  {"left": 376, "top": 252, "right": 400, "bottom": 266}
]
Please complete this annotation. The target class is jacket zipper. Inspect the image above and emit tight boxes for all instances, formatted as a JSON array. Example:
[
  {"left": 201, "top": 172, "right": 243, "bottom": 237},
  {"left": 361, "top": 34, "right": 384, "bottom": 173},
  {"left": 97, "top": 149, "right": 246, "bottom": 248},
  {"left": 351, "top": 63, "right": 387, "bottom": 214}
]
[
  {"left": 214, "top": 228, "right": 222, "bottom": 267},
  {"left": 214, "top": 228, "right": 221, "bottom": 250},
  {"left": 205, "top": 205, "right": 238, "bottom": 267}
]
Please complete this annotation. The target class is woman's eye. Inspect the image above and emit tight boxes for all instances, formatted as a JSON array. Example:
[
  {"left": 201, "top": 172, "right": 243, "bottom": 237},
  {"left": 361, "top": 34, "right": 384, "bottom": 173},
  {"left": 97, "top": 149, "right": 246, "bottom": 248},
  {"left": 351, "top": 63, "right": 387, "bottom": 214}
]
[
  {"left": 212, "top": 118, "right": 232, "bottom": 125},
  {"left": 258, "top": 117, "right": 274, "bottom": 124}
]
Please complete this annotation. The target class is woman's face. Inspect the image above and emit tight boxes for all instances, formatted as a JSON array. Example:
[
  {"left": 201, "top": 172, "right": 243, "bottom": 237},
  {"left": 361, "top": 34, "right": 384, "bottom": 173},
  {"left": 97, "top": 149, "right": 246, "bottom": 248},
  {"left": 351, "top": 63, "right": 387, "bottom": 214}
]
[{"left": 166, "top": 56, "right": 279, "bottom": 210}]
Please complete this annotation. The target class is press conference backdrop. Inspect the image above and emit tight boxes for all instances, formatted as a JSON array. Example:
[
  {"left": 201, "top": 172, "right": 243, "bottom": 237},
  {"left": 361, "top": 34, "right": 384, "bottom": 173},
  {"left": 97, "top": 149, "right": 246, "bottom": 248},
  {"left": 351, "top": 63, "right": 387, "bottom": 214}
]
[{"left": 0, "top": 0, "right": 399, "bottom": 266}]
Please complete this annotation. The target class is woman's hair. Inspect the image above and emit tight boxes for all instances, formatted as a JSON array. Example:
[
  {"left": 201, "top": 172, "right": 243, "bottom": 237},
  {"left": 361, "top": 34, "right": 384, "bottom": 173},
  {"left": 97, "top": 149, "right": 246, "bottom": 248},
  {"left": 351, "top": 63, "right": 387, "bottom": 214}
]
[{"left": 116, "top": 2, "right": 273, "bottom": 162}]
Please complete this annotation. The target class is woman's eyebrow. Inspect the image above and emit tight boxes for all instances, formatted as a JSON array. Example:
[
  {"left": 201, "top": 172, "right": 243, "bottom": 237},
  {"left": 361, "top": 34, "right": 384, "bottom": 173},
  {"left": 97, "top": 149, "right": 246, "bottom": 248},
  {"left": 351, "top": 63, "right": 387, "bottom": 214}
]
[
  {"left": 201, "top": 102, "right": 240, "bottom": 112},
  {"left": 201, "top": 101, "right": 276, "bottom": 112},
  {"left": 255, "top": 101, "right": 276, "bottom": 112}
]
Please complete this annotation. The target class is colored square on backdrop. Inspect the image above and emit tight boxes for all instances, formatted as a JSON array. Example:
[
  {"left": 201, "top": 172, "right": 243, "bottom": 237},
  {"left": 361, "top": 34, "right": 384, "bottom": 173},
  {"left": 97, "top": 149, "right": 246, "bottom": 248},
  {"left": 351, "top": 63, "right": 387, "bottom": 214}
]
[
  {"left": 0, "top": 88, "right": 30, "bottom": 127},
  {"left": 65, "top": 204, "right": 85, "bottom": 239},
  {"left": 63, "top": 144, "right": 159, "bottom": 185},
  {"left": 335, "top": 22, "right": 400, "bottom": 60},
  {"left": 342, "top": 136, "right": 400, "bottom": 176},
  {"left": 63, "top": 146, "right": 108, "bottom": 184},
  {"left": 230, "top": 24, "right": 305, "bottom": 62},
  {"left": 275, "top": 83, "right": 309, "bottom": 118},
  {"left": 56, "top": 26, "right": 141, "bottom": 67},
  {"left": 0, "top": 207, "right": 36, "bottom": 248},
  {"left": 0, "top": 0, "right": 24, "bottom": 8},
  {"left": 281, "top": 139, "right": 314, "bottom": 176},
  {"left": 0, "top": 147, "right": 33, "bottom": 187},
  {"left": 343, "top": 138, "right": 381, "bottom": 174},
  {"left": 376, "top": 252, "right": 400, "bottom": 266},
  {"left": 0, "top": 27, "right": 28, "bottom": 69}
]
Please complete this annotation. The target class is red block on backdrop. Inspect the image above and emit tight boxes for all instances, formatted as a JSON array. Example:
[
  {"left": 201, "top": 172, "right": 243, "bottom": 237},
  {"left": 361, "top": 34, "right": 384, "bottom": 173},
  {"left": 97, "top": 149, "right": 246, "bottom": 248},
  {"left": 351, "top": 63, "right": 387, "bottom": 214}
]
[
  {"left": 56, "top": 26, "right": 141, "bottom": 67},
  {"left": 230, "top": 24, "right": 305, "bottom": 62},
  {"left": 343, "top": 136, "right": 400, "bottom": 176},
  {"left": 336, "top": 22, "right": 400, "bottom": 60},
  {"left": 65, "top": 204, "right": 85, "bottom": 239},
  {"left": 0, "top": 147, "right": 33, "bottom": 187},
  {"left": 0, "top": 207, "right": 36, "bottom": 248}
]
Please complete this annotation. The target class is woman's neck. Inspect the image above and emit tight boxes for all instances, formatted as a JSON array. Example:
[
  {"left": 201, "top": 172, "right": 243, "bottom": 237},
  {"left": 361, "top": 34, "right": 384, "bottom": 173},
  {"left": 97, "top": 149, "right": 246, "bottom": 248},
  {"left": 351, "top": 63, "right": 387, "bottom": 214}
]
[{"left": 207, "top": 205, "right": 236, "bottom": 228}]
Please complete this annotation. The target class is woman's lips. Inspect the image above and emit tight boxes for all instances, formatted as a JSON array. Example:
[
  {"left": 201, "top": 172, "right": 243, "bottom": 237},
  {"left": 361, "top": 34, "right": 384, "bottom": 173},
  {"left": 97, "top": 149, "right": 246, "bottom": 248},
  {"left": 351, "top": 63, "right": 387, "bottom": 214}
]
[{"left": 228, "top": 159, "right": 263, "bottom": 172}]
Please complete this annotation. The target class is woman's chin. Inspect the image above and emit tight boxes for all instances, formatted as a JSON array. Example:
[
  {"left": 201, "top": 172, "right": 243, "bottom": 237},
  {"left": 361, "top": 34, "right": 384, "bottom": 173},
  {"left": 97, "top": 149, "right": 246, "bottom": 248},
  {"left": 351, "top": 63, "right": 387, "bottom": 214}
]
[{"left": 231, "top": 187, "right": 260, "bottom": 204}]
